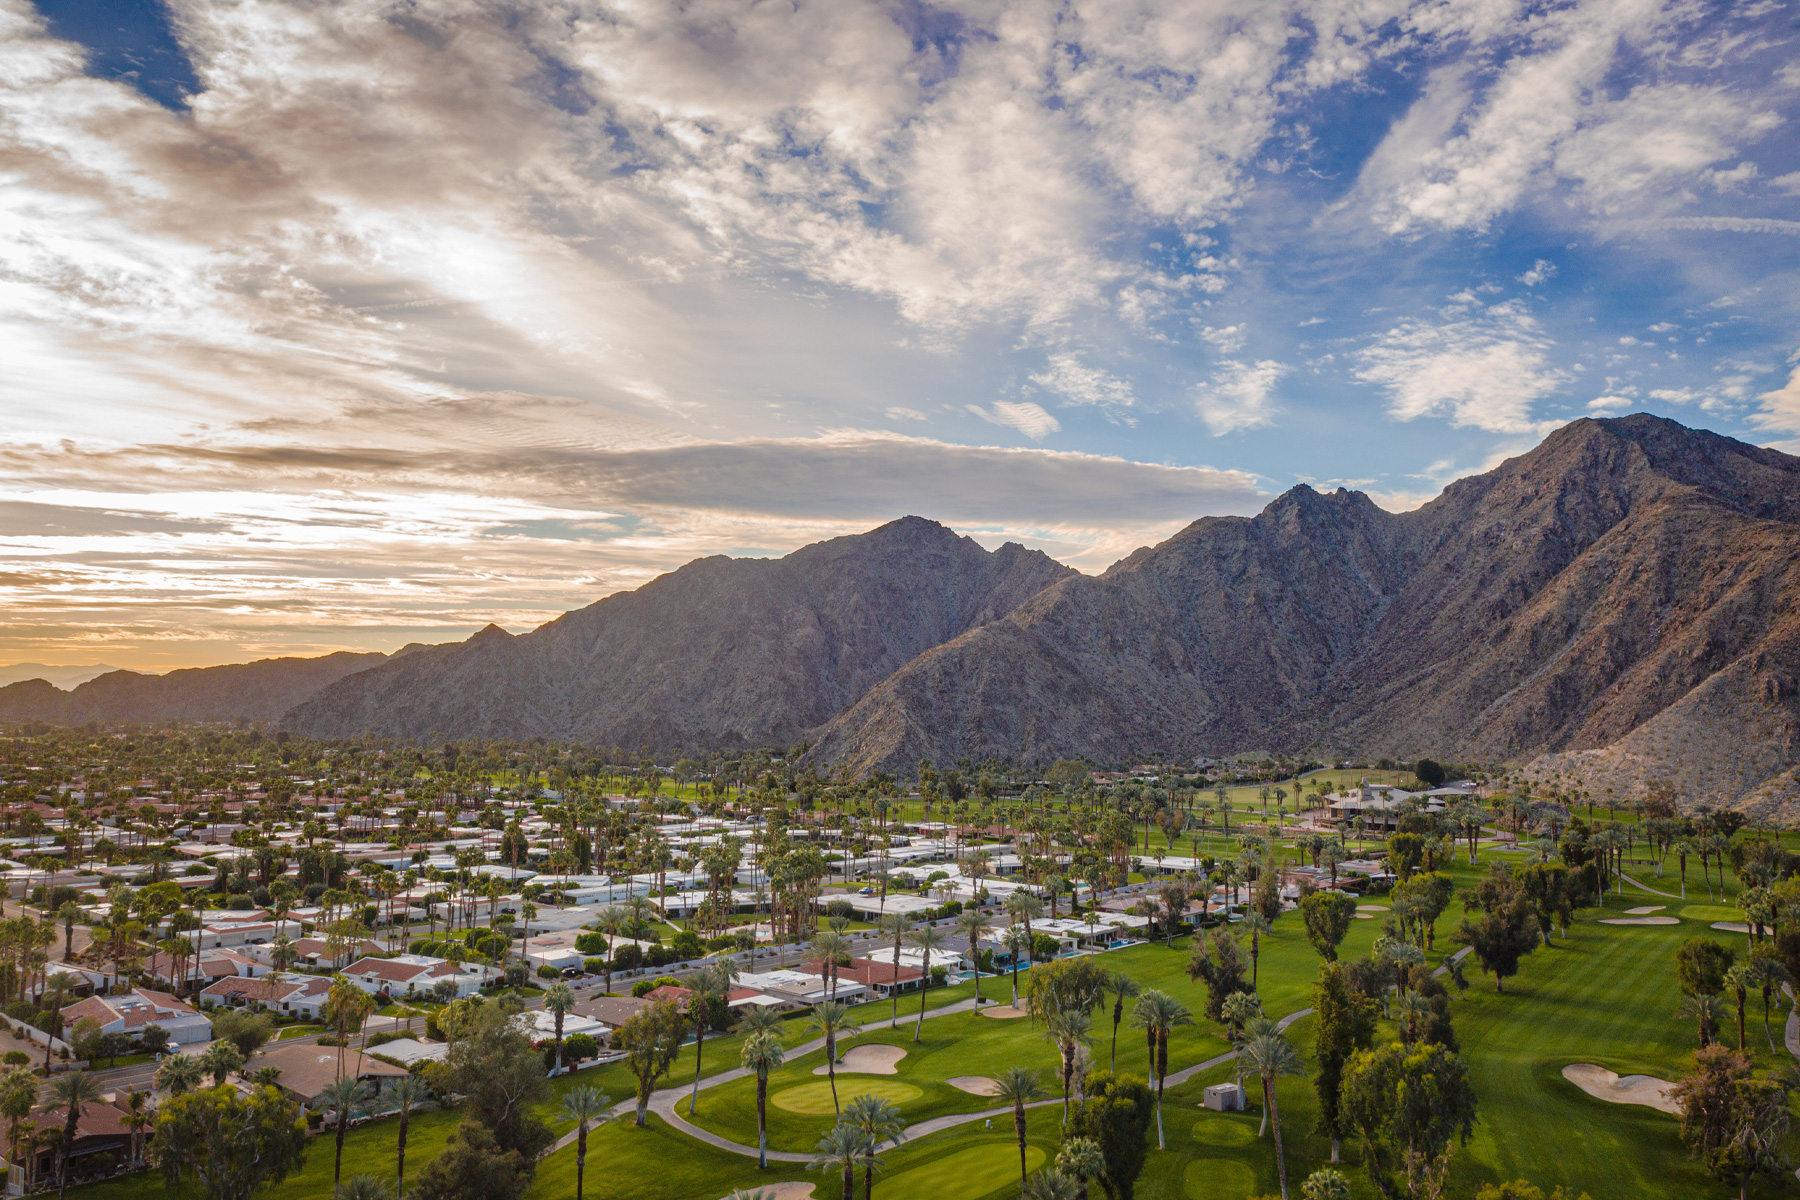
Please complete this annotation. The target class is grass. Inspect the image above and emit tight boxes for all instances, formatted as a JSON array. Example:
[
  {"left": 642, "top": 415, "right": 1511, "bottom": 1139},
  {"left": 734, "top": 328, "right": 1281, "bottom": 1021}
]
[
  {"left": 772, "top": 1078, "right": 924, "bottom": 1115},
  {"left": 276, "top": 1025, "right": 323, "bottom": 1040}
]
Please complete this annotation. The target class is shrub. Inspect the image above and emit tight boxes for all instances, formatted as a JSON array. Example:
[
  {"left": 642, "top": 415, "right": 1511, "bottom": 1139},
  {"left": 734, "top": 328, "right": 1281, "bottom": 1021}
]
[
  {"left": 365, "top": 1030, "right": 401, "bottom": 1048},
  {"left": 226, "top": 894, "right": 255, "bottom": 911},
  {"left": 670, "top": 931, "right": 704, "bottom": 960},
  {"left": 1, "top": 1052, "right": 26, "bottom": 1066},
  {"left": 612, "top": 944, "right": 643, "bottom": 972},
  {"left": 574, "top": 931, "right": 606, "bottom": 955},
  {"left": 315, "top": 1034, "right": 346, "bottom": 1047},
  {"left": 536, "top": 965, "right": 560, "bottom": 980},
  {"left": 583, "top": 957, "right": 609, "bottom": 975},
  {"left": 562, "top": 1032, "right": 599, "bottom": 1063}
]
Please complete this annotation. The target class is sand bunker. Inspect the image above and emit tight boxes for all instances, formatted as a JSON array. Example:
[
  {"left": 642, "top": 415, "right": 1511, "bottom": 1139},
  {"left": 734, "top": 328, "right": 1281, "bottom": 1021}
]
[
  {"left": 1624, "top": 906, "right": 1665, "bottom": 915},
  {"left": 814, "top": 1044, "right": 906, "bottom": 1075},
  {"left": 1600, "top": 916, "right": 1679, "bottom": 925},
  {"left": 719, "top": 1183, "right": 816, "bottom": 1200},
  {"left": 1357, "top": 905, "right": 1389, "bottom": 912},
  {"left": 1712, "top": 921, "right": 1751, "bottom": 934},
  {"left": 1352, "top": 913, "right": 1376, "bottom": 920},
  {"left": 1561, "top": 1064, "right": 1680, "bottom": 1115},
  {"left": 981, "top": 1005, "right": 1030, "bottom": 1019},
  {"left": 947, "top": 1076, "right": 1002, "bottom": 1096}
]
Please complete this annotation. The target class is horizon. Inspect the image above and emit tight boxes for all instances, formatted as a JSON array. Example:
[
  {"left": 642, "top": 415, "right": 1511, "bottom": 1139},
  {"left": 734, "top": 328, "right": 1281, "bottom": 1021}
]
[{"left": 3, "top": 1, "right": 1798, "bottom": 672}]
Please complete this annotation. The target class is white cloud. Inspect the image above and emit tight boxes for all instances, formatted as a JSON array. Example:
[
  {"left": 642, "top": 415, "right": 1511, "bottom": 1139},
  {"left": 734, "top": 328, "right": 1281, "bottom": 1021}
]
[
  {"left": 1355, "top": 298, "right": 1569, "bottom": 433},
  {"left": 1199, "top": 324, "right": 1248, "bottom": 352},
  {"left": 1028, "top": 353, "right": 1137, "bottom": 417},
  {"left": 1195, "top": 360, "right": 1286, "bottom": 435},
  {"left": 967, "top": 401, "right": 1062, "bottom": 440},
  {"left": 1517, "top": 260, "right": 1557, "bottom": 286},
  {"left": 1649, "top": 217, "right": 1800, "bottom": 237},
  {"left": 885, "top": 407, "right": 928, "bottom": 421},
  {"left": 1587, "top": 395, "right": 1633, "bottom": 411},
  {"left": 1750, "top": 366, "right": 1800, "bottom": 435},
  {"left": 1772, "top": 172, "right": 1800, "bottom": 195}
]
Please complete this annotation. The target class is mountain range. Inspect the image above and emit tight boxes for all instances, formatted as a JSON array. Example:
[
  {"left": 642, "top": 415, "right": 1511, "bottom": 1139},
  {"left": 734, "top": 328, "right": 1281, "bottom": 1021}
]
[{"left": 2, "top": 415, "right": 1796, "bottom": 815}]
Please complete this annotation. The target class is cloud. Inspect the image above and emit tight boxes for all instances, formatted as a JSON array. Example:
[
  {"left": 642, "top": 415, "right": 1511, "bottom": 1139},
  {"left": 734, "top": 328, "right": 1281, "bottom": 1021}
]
[
  {"left": 1587, "top": 395, "right": 1634, "bottom": 412},
  {"left": 1750, "top": 365, "right": 1800, "bottom": 436},
  {"left": 1028, "top": 353, "right": 1137, "bottom": 418},
  {"left": 966, "top": 400, "right": 1061, "bottom": 439},
  {"left": 1517, "top": 260, "right": 1556, "bottom": 287},
  {"left": 1355, "top": 298, "right": 1569, "bottom": 433},
  {"left": 1195, "top": 360, "right": 1286, "bottom": 435},
  {"left": 1647, "top": 217, "right": 1800, "bottom": 237}
]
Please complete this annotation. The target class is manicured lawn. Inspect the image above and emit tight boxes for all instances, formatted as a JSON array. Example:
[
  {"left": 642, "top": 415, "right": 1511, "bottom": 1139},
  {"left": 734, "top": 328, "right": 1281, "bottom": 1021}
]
[{"left": 277, "top": 1025, "right": 323, "bottom": 1040}]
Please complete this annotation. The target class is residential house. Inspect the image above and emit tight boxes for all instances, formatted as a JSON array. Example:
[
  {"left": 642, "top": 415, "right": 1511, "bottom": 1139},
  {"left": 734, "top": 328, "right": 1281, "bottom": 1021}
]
[
  {"left": 59, "top": 989, "right": 212, "bottom": 1045},
  {"left": 198, "top": 974, "right": 332, "bottom": 1019},
  {"left": 245, "top": 1043, "right": 409, "bottom": 1107},
  {"left": 338, "top": 954, "right": 490, "bottom": 1000}
]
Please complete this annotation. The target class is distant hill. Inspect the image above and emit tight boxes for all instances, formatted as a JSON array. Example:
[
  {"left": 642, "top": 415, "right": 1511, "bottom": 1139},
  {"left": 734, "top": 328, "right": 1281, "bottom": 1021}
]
[
  {"left": 0, "top": 653, "right": 389, "bottom": 725},
  {"left": 6, "top": 414, "right": 1796, "bottom": 816},
  {"left": 283, "top": 516, "right": 1073, "bottom": 748},
  {"left": 0, "top": 663, "right": 120, "bottom": 690}
]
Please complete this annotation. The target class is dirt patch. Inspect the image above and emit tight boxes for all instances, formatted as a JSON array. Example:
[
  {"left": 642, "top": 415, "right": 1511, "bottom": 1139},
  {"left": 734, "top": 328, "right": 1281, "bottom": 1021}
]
[
  {"left": 719, "top": 1183, "right": 816, "bottom": 1200},
  {"left": 1624, "top": 906, "right": 1665, "bottom": 915},
  {"left": 947, "top": 1075, "right": 1002, "bottom": 1096},
  {"left": 980, "top": 1005, "right": 1030, "bottom": 1019},
  {"left": 813, "top": 1044, "right": 906, "bottom": 1075},
  {"left": 1599, "top": 916, "right": 1680, "bottom": 925},
  {"left": 1561, "top": 1064, "right": 1679, "bottom": 1115}
]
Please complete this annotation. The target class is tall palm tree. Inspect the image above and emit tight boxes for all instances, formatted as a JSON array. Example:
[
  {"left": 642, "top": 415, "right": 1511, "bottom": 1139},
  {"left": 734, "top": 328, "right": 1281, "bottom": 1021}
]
[
  {"left": 1240, "top": 1030, "right": 1308, "bottom": 1200},
  {"left": 559, "top": 1085, "right": 611, "bottom": 1200},
  {"left": 543, "top": 981, "right": 577, "bottom": 1076},
  {"left": 907, "top": 925, "right": 949, "bottom": 1042},
  {"left": 1392, "top": 990, "right": 1431, "bottom": 1045},
  {"left": 841, "top": 1093, "right": 907, "bottom": 1199},
  {"left": 1131, "top": 989, "right": 1193, "bottom": 1148},
  {"left": 386, "top": 1074, "right": 429, "bottom": 1200},
  {"left": 1055, "top": 1136, "right": 1106, "bottom": 1200},
  {"left": 1104, "top": 972, "right": 1140, "bottom": 1072},
  {"left": 1240, "top": 910, "right": 1271, "bottom": 990},
  {"left": 123, "top": 1089, "right": 151, "bottom": 1169},
  {"left": 1004, "top": 891, "right": 1045, "bottom": 968},
  {"left": 876, "top": 913, "right": 914, "bottom": 1021},
  {"left": 1043, "top": 1005, "right": 1092, "bottom": 1125},
  {"left": 1680, "top": 993, "right": 1726, "bottom": 1047},
  {"left": 992, "top": 1066, "right": 1047, "bottom": 1188},
  {"left": 155, "top": 1053, "right": 203, "bottom": 1096},
  {"left": 810, "top": 1122, "right": 866, "bottom": 1200},
  {"left": 811, "top": 931, "right": 852, "bottom": 1002},
  {"left": 687, "top": 960, "right": 739, "bottom": 1114},
  {"left": 593, "top": 906, "right": 628, "bottom": 995},
  {"left": 805, "top": 1001, "right": 862, "bottom": 1116},
  {"left": 43, "top": 1069, "right": 99, "bottom": 1200},
  {"left": 954, "top": 909, "right": 993, "bottom": 1005},
  {"left": 740, "top": 1030, "right": 786, "bottom": 1169},
  {"left": 1003, "top": 925, "right": 1033, "bottom": 1008},
  {"left": 318, "top": 1075, "right": 372, "bottom": 1195}
]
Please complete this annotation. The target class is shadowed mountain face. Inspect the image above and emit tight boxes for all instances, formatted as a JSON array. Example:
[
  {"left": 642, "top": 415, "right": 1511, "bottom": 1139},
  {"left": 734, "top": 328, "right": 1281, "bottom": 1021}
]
[
  {"left": 281, "top": 516, "right": 1074, "bottom": 748},
  {"left": 5, "top": 416, "right": 1796, "bottom": 813},
  {"left": 804, "top": 416, "right": 1800, "bottom": 813},
  {"left": 0, "top": 653, "right": 389, "bottom": 725}
]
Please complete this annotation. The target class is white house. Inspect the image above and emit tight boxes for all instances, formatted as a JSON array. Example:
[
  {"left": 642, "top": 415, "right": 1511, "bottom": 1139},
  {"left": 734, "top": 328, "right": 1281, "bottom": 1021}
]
[{"left": 59, "top": 989, "right": 212, "bottom": 1045}]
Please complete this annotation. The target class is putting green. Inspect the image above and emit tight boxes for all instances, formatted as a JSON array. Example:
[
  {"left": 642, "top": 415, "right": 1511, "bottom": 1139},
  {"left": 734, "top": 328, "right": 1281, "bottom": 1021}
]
[
  {"left": 882, "top": 1142, "right": 1047, "bottom": 1199},
  {"left": 1678, "top": 905, "right": 1740, "bottom": 923},
  {"left": 771, "top": 1079, "right": 922, "bottom": 1115},
  {"left": 1184, "top": 1157, "right": 1258, "bottom": 1198}
]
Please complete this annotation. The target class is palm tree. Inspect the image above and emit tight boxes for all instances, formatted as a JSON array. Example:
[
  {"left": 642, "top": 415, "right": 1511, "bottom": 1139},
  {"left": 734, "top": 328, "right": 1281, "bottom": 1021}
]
[
  {"left": 907, "top": 925, "right": 949, "bottom": 1042},
  {"left": 1004, "top": 890, "right": 1045, "bottom": 968},
  {"left": 1104, "top": 972, "right": 1140, "bottom": 1072},
  {"left": 560, "top": 1085, "right": 611, "bottom": 1200},
  {"left": 337, "top": 1178, "right": 392, "bottom": 1200},
  {"left": 1751, "top": 956, "right": 1789, "bottom": 1052},
  {"left": 810, "top": 1122, "right": 866, "bottom": 1200},
  {"left": 1240, "top": 910, "right": 1271, "bottom": 990},
  {"left": 543, "top": 981, "right": 577, "bottom": 1076},
  {"left": 54, "top": 902, "right": 80, "bottom": 961},
  {"left": 1392, "top": 989, "right": 1431, "bottom": 1045},
  {"left": 123, "top": 1089, "right": 151, "bottom": 1168},
  {"left": 876, "top": 913, "right": 914, "bottom": 1021},
  {"left": 841, "top": 1092, "right": 907, "bottom": 1198},
  {"left": 1240, "top": 1029, "right": 1308, "bottom": 1200},
  {"left": 992, "top": 1066, "right": 1047, "bottom": 1189},
  {"left": 43, "top": 1070, "right": 99, "bottom": 1200},
  {"left": 687, "top": 960, "right": 739, "bottom": 1114},
  {"left": 1131, "top": 989, "right": 1193, "bottom": 1148},
  {"left": 155, "top": 1053, "right": 203, "bottom": 1096},
  {"left": 954, "top": 909, "right": 993, "bottom": 1005},
  {"left": 1723, "top": 963, "right": 1753, "bottom": 1050},
  {"left": 812, "top": 930, "right": 853, "bottom": 1002},
  {"left": 201, "top": 1039, "right": 244, "bottom": 1086},
  {"left": 386, "top": 1074, "right": 429, "bottom": 1200},
  {"left": 1680, "top": 993, "right": 1726, "bottom": 1047},
  {"left": 318, "top": 1075, "right": 372, "bottom": 1195},
  {"left": 740, "top": 1030, "right": 786, "bottom": 1169},
  {"left": 1055, "top": 1136, "right": 1106, "bottom": 1200},
  {"left": 594, "top": 905, "right": 629, "bottom": 995},
  {"left": 1300, "top": 1167, "right": 1353, "bottom": 1200},
  {"left": 1022, "top": 1170, "right": 1082, "bottom": 1200},
  {"left": 1003, "top": 925, "right": 1032, "bottom": 1008},
  {"left": 806, "top": 1001, "right": 862, "bottom": 1116},
  {"left": 1043, "top": 1004, "right": 1093, "bottom": 1125}
]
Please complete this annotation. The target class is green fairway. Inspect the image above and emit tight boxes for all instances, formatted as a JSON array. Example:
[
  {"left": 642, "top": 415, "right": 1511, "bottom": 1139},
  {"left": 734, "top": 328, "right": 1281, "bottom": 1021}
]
[
  {"left": 881, "top": 1142, "right": 1048, "bottom": 1199},
  {"left": 773, "top": 1078, "right": 924, "bottom": 1114}
]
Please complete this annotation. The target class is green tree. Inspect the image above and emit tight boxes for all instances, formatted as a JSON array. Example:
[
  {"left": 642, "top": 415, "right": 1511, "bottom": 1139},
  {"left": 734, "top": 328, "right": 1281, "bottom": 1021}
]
[
  {"left": 740, "top": 1030, "right": 786, "bottom": 1169},
  {"left": 558, "top": 1085, "right": 610, "bottom": 1200},
  {"left": 200, "top": 1039, "right": 244, "bottom": 1087},
  {"left": 908, "top": 924, "right": 950, "bottom": 1042},
  {"left": 152, "top": 1083, "right": 309, "bottom": 1200},
  {"left": 810, "top": 1122, "right": 866, "bottom": 1200},
  {"left": 806, "top": 1000, "right": 864, "bottom": 1116},
  {"left": 209, "top": 1009, "right": 275, "bottom": 1060},
  {"left": 317, "top": 1075, "right": 371, "bottom": 1195},
  {"left": 541, "top": 981, "right": 576, "bottom": 1076},
  {"left": 1675, "top": 937, "right": 1736, "bottom": 1003},
  {"left": 410, "top": 1119, "right": 532, "bottom": 1200},
  {"left": 1454, "top": 871, "right": 1538, "bottom": 992},
  {"left": 1129, "top": 989, "right": 1193, "bottom": 1149},
  {"left": 1301, "top": 1167, "right": 1353, "bottom": 1200},
  {"left": 841, "top": 1092, "right": 906, "bottom": 1199},
  {"left": 1067, "top": 1071, "right": 1154, "bottom": 1200},
  {"left": 618, "top": 999, "right": 688, "bottom": 1126},
  {"left": 1670, "top": 1042, "right": 1791, "bottom": 1200},
  {"left": 1342, "top": 1042, "right": 1477, "bottom": 1200},
  {"left": 1187, "top": 928, "right": 1253, "bottom": 1020},
  {"left": 446, "top": 1003, "right": 553, "bottom": 1160},
  {"left": 1300, "top": 892, "right": 1357, "bottom": 962},
  {"left": 156, "top": 1053, "right": 205, "bottom": 1096},
  {"left": 1056, "top": 1136, "right": 1107, "bottom": 1200},
  {"left": 1312, "top": 962, "right": 1377, "bottom": 1164},
  {"left": 43, "top": 1069, "right": 99, "bottom": 1200},
  {"left": 685, "top": 960, "right": 738, "bottom": 1114},
  {"left": 1104, "top": 972, "right": 1141, "bottom": 1073},
  {"left": 993, "top": 1067, "right": 1048, "bottom": 1189},
  {"left": 386, "top": 1074, "right": 430, "bottom": 1200},
  {"left": 1241, "top": 1028, "right": 1307, "bottom": 1200}
]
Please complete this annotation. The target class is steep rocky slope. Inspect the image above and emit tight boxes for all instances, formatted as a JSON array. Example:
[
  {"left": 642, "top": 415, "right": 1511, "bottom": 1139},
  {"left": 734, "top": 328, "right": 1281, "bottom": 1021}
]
[
  {"left": 282, "top": 516, "right": 1073, "bottom": 748},
  {"left": 806, "top": 416, "right": 1800, "bottom": 812},
  {"left": 0, "top": 652, "right": 389, "bottom": 725}
]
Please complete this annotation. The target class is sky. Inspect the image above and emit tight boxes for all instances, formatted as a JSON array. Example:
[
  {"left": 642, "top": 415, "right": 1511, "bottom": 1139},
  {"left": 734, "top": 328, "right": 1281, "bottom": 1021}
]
[{"left": 2, "top": 0, "right": 1798, "bottom": 673}]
